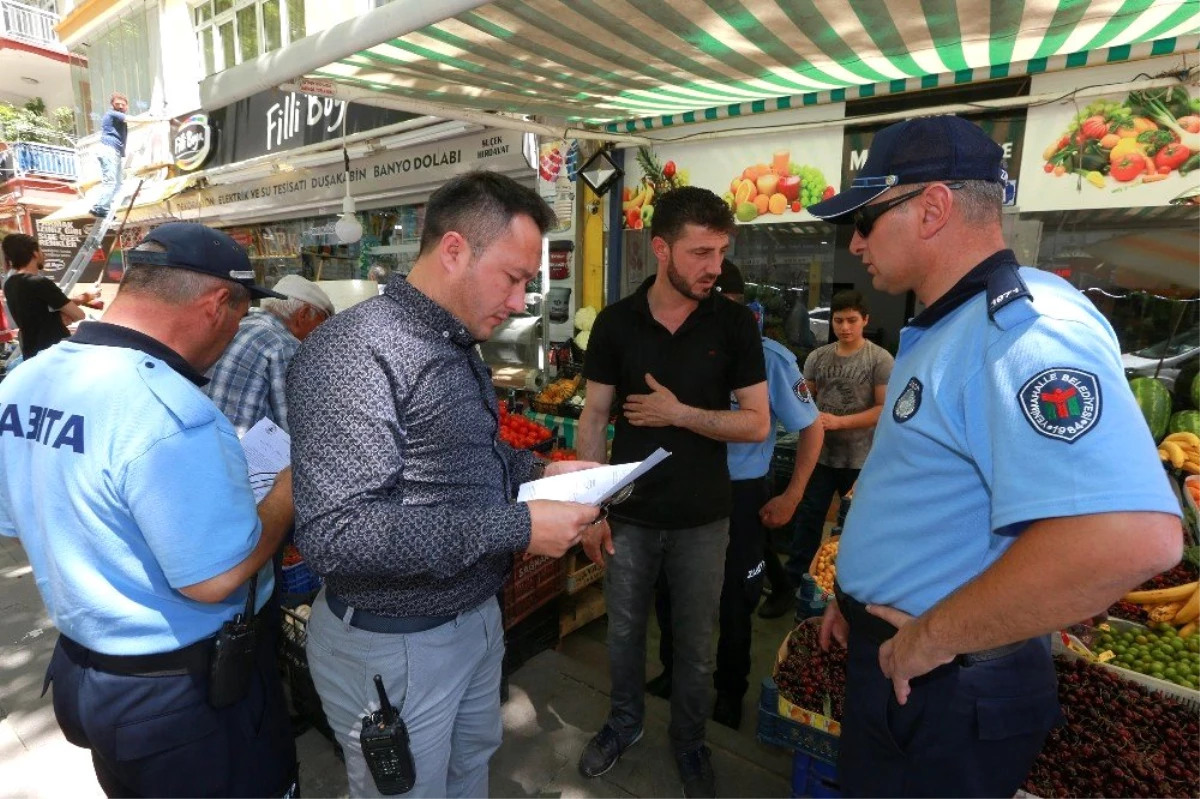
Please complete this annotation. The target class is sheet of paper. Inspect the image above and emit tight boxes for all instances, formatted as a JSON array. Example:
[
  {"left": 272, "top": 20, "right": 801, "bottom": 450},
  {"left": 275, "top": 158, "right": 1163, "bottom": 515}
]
[
  {"left": 240, "top": 418, "right": 291, "bottom": 501},
  {"left": 517, "top": 448, "right": 670, "bottom": 505}
]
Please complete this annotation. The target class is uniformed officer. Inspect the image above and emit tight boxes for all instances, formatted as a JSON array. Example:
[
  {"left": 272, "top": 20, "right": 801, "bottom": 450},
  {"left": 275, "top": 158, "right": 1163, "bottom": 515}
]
[
  {"left": 0, "top": 222, "right": 299, "bottom": 797},
  {"left": 650, "top": 259, "right": 824, "bottom": 730},
  {"left": 805, "top": 116, "right": 1183, "bottom": 797}
]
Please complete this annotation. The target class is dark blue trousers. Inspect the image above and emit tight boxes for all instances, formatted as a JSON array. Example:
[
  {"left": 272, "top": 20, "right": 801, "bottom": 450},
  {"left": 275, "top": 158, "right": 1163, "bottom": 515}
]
[
  {"left": 45, "top": 605, "right": 297, "bottom": 798},
  {"left": 838, "top": 630, "right": 1060, "bottom": 797}
]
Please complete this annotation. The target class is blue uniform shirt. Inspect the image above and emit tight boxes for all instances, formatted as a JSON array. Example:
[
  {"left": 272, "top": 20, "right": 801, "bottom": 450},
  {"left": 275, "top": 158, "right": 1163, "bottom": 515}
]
[
  {"left": 0, "top": 322, "right": 273, "bottom": 655},
  {"left": 729, "top": 337, "right": 820, "bottom": 480},
  {"left": 838, "top": 252, "right": 1179, "bottom": 617}
]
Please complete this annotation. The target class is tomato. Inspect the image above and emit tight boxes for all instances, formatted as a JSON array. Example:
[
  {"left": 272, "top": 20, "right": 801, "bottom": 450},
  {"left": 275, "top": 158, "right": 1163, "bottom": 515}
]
[
  {"left": 1154, "top": 143, "right": 1191, "bottom": 172},
  {"left": 1110, "top": 154, "right": 1144, "bottom": 183},
  {"left": 663, "top": 161, "right": 676, "bottom": 179},
  {"left": 1043, "top": 162, "right": 1054, "bottom": 173},
  {"left": 790, "top": 200, "right": 801, "bottom": 212},
  {"left": 821, "top": 185, "right": 835, "bottom": 201}
]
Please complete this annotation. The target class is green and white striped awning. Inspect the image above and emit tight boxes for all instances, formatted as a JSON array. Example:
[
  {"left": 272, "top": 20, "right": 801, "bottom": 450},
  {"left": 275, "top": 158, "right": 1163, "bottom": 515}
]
[{"left": 203, "top": 0, "right": 1200, "bottom": 131}]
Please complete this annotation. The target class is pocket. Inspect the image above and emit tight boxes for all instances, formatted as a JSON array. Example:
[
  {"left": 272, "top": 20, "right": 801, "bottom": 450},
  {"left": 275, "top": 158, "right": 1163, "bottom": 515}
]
[
  {"left": 975, "top": 688, "right": 1060, "bottom": 741},
  {"left": 115, "top": 703, "right": 222, "bottom": 761}
]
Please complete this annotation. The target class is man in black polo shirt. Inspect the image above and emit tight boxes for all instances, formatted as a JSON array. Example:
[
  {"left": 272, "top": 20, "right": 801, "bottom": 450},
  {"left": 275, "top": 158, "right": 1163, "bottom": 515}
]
[{"left": 576, "top": 187, "right": 769, "bottom": 798}]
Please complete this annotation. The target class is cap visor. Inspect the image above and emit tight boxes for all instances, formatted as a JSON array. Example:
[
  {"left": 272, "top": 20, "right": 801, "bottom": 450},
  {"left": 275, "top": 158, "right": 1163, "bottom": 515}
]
[
  {"left": 249, "top": 285, "right": 288, "bottom": 300},
  {"left": 806, "top": 185, "right": 889, "bottom": 223}
]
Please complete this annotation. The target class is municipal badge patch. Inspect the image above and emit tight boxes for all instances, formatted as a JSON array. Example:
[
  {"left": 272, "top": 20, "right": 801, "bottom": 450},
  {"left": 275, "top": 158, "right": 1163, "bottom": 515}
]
[
  {"left": 794, "top": 378, "right": 812, "bottom": 403},
  {"left": 893, "top": 377, "right": 922, "bottom": 423},
  {"left": 1018, "top": 368, "right": 1101, "bottom": 443}
]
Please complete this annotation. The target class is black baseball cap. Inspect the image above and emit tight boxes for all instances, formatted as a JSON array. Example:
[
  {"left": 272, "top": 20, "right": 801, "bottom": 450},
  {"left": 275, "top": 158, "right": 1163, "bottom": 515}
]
[
  {"left": 715, "top": 258, "right": 745, "bottom": 296},
  {"left": 807, "top": 115, "right": 1006, "bottom": 224},
  {"left": 125, "top": 222, "right": 285, "bottom": 299}
]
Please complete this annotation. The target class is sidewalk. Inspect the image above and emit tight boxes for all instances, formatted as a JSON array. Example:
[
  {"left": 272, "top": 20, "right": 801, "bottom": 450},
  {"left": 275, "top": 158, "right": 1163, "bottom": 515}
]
[{"left": 1, "top": 534, "right": 795, "bottom": 797}]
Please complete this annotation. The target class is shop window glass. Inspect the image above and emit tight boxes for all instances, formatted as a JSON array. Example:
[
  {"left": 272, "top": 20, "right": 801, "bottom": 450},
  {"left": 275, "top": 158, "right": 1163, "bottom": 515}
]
[
  {"left": 75, "top": 7, "right": 153, "bottom": 135},
  {"left": 262, "top": 0, "right": 281, "bottom": 52},
  {"left": 236, "top": 5, "right": 259, "bottom": 61}
]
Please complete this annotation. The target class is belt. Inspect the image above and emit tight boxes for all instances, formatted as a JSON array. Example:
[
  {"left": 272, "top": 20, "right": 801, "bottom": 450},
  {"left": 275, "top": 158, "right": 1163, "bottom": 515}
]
[
  {"left": 834, "top": 583, "right": 1026, "bottom": 666},
  {"left": 325, "top": 594, "right": 456, "bottom": 635},
  {"left": 59, "top": 633, "right": 212, "bottom": 677}
]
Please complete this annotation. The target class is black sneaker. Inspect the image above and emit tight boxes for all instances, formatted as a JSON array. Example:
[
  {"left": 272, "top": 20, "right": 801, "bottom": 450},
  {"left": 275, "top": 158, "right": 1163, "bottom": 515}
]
[
  {"left": 578, "top": 723, "right": 643, "bottom": 778},
  {"left": 646, "top": 670, "right": 673, "bottom": 699},
  {"left": 89, "top": 207, "right": 108, "bottom": 218},
  {"left": 757, "top": 588, "right": 794, "bottom": 619},
  {"left": 675, "top": 746, "right": 716, "bottom": 798},
  {"left": 712, "top": 692, "right": 742, "bottom": 730}
]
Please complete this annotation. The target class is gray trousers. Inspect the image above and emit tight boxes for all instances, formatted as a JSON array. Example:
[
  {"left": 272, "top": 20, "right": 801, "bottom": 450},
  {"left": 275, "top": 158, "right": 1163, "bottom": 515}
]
[
  {"left": 306, "top": 591, "right": 505, "bottom": 798},
  {"left": 604, "top": 518, "right": 729, "bottom": 753}
]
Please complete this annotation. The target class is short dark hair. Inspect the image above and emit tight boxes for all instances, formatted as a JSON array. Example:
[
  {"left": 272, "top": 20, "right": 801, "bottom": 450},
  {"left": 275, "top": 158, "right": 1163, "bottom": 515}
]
[
  {"left": 649, "top": 186, "right": 736, "bottom": 244},
  {"left": 2, "top": 233, "right": 38, "bottom": 270},
  {"left": 831, "top": 290, "right": 868, "bottom": 317},
  {"left": 419, "top": 171, "right": 556, "bottom": 259}
]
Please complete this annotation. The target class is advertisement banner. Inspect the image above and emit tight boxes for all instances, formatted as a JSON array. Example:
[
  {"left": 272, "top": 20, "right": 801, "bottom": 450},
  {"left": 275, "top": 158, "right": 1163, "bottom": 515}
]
[
  {"left": 1017, "top": 55, "right": 1199, "bottom": 212},
  {"left": 620, "top": 105, "right": 845, "bottom": 229},
  {"left": 843, "top": 111, "right": 1025, "bottom": 206},
  {"left": 538, "top": 138, "right": 580, "bottom": 235},
  {"left": 33, "top": 217, "right": 106, "bottom": 284}
]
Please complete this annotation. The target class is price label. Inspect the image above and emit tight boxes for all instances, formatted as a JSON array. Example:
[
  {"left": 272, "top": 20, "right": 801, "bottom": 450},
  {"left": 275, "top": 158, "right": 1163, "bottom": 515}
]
[
  {"left": 1097, "top": 650, "right": 1116, "bottom": 663},
  {"left": 1098, "top": 623, "right": 1111, "bottom": 632}
]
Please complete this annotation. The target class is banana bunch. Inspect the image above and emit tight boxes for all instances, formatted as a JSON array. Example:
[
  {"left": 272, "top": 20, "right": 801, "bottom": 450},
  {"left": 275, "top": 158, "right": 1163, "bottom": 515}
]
[
  {"left": 622, "top": 182, "right": 655, "bottom": 212},
  {"left": 1158, "top": 431, "right": 1200, "bottom": 473}
]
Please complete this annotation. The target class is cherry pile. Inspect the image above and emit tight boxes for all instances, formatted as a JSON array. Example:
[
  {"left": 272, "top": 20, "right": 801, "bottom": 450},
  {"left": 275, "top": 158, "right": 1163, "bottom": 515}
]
[
  {"left": 1024, "top": 657, "right": 1200, "bottom": 798},
  {"left": 1109, "top": 563, "right": 1200, "bottom": 624},
  {"left": 774, "top": 619, "right": 847, "bottom": 721}
]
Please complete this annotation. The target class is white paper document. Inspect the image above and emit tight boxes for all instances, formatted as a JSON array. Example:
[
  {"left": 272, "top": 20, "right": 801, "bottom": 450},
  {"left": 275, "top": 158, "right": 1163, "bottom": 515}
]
[
  {"left": 240, "top": 418, "right": 291, "bottom": 501},
  {"left": 517, "top": 448, "right": 670, "bottom": 505}
]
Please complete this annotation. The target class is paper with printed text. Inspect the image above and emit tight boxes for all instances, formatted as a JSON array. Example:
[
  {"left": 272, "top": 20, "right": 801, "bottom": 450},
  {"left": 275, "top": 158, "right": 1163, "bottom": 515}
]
[
  {"left": 240, "top": 418, "right": 291, "bottom": 502},
  {"left": 517, "top": 448, "right": 670, "bottom": 505}
]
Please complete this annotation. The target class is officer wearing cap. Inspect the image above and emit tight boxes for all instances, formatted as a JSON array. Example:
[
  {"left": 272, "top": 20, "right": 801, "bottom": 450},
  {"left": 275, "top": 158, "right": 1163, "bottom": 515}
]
[
  {"left": 205, "top": 273, "right": 335, "bottom": 436},
  {"left": 805, "top": 116, "right": 1182, "bottom": 797},
  {"left": 0, "top": 222, "right": 299, "bottom": 796}
]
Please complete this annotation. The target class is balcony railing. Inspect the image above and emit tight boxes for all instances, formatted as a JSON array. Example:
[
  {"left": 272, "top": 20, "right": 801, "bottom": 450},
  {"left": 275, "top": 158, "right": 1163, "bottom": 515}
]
[
  {"left": 1, "top": 142, "right": 78, "bottom": 181},
  {"left": 0, "top": 1, "right": 61, "bottom": 49}
]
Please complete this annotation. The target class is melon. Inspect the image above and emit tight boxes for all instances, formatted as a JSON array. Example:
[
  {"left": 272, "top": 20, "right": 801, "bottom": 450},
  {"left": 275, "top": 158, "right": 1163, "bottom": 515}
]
[
  {"left": 1168, "top": 409, "right": 1200, "bottom": 438},
  {"left": 1129, "top": 376, "right": 1172, "bottom": 442}
]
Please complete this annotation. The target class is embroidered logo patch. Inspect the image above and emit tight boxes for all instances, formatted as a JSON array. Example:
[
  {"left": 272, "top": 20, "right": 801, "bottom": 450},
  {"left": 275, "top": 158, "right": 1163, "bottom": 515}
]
[
  {"left": 1018, "top": 368, "right": 1101, "bottom": 443},
  {"left": 794, "top": 378, "right": 812, "bottom": 403},
  {"left": 893, "top": 377, "right": 922, "bottom": 423}
]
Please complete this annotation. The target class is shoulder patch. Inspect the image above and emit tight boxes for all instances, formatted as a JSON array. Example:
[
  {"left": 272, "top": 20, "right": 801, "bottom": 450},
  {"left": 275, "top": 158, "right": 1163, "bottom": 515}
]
[
  {"left": 793, "top": 378, "right": 812, "bottom": 403},
  {"left": 893, "top": 377, "right": 923, "bottom": 423},
  {"left": 987, "top": 264, "right": 1032, "bottom": 318},
  {"left": 1018, "top": 368, "right": 1101, "bottom": 443}
]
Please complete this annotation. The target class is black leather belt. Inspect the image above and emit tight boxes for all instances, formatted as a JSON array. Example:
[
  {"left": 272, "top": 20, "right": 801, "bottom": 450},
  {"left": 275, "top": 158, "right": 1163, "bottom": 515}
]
[
  {"left": 326, "top": 594, "right": 456, "bottom": 635},
  {"left": 59, "top": 633, "right": 212, "bottom": 677},
  {"left": 834, "top": 583, "right": 1026, "bottom": 666}
]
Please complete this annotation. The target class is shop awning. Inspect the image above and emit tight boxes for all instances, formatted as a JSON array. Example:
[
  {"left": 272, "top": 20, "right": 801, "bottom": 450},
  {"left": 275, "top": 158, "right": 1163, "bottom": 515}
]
[
  {"left": 38, "top": 175, "right": 199, "bottom": 225},
  {"left": 200, "top": 0, "right": 1199, "bottom": 134}
]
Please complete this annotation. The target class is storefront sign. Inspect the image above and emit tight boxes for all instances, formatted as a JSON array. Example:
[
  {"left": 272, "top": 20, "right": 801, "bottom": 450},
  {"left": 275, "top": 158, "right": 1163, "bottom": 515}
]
[
  {"left": 621, "top": 105, "right": 846, "bottom": 228},
  {"left": 204, "top": 88, "right": 419, "bottom": 166},
  {"left": 170, "top": 129, "right": 530, "bottom": 221},
  {"left": 172, "top": 113, "right": 213, "bottom": 171},
  {"left": 842, "top": 111, "right": 1025, "bottom": 206},
  {"left": 1017, "top": 55, "right": 1199, "bottom": 212},
  {"left": 33, "top": 217, "right": 104, "bottom": 283}
]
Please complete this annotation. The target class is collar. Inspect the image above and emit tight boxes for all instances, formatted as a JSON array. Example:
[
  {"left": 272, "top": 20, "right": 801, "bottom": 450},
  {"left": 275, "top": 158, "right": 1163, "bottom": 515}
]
[
  {"left": 71, "top": 321, "right": 209, "bottom": 386},
  {"left": 384, "top": 276, "right": 475, "bottom": 347},
  {"left": 908, "top": 249, "right": 1030, "bottom": 329},
  {"left": 634, "top": 274, "right": 718, "bottom": 322},
  {"left": 245, "top": 308, "right": 295, "bottom": 338}
]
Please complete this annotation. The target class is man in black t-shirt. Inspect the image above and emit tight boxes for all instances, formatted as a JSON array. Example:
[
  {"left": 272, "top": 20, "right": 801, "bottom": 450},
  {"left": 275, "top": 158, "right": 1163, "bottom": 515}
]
[
  {"left": 2, "top": 233, "right": 95, "bottom": 359},
  {"left": 575, "top": 188, "right": 770, "bottom": 798}
]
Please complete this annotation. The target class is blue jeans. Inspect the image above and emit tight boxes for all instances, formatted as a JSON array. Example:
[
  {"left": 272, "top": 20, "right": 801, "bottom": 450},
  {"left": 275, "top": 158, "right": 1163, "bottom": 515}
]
[
  {"left": 93, "top": 145, "right": 122, "bottom": 211},
  {"left": 604, "top": 518, "right": 728, "bottom": 753},
  {"left": 305, "top": 591, "right": 505, "bottom": 798},
  {"left": 786, "top": 463, "right": 859, "bottom": 587}
]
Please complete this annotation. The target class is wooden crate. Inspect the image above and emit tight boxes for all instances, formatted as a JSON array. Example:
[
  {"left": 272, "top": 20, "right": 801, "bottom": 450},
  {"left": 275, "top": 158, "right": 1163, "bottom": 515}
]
[
  {"left": 565, "top": 549, "right": 605, "bottom": 594},
  {"left": 560, "top": 584, "right": 606, "bottom": 637}
]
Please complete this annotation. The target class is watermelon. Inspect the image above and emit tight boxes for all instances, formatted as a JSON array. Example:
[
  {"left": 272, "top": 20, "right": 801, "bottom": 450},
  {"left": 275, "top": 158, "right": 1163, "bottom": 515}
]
[
  {"left": 1169, "top": 410, "right": 1200, "bottom": 437},
  {"left": 1129, "top": 377, "right": 1172, "bottom": 441}
]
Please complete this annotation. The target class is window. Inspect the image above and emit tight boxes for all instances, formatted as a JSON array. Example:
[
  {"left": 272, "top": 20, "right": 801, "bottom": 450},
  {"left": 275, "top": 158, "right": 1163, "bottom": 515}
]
[
  {"left": 70, "top": 7, "right": 154, "bottom": 136},
  {"left": 190, "top": 0, "right": 305, "bottom": 76}
]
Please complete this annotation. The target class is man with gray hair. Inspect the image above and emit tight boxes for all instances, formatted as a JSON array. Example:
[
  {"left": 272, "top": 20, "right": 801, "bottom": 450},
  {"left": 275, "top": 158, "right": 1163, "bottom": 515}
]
[{"left": 204, "top": 274, "right": 334, "bottom": 435}]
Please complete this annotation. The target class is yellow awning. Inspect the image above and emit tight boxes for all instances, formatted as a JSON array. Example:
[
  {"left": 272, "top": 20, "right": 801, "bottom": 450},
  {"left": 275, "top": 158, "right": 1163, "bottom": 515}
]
[{"left": 38, "top": 175, "right": 198, "bottom": 225}]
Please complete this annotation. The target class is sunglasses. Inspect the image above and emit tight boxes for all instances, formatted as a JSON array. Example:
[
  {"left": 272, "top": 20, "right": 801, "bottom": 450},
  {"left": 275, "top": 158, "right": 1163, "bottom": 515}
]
[
  {"left": 592, "top": 483, "right": 636, "bottom": 525},
  {"left": 853, "top": 182, "right": 964, "bottom": 239}
]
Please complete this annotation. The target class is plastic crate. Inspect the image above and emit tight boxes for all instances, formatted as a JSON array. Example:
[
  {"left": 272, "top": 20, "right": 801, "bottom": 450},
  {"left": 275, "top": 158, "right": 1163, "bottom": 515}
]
[
  {"left": 279, "top": 606, "right": 334, "bottom": 741},
  {"left": 281, "top": 560, "right": 322, "bottom": 594},
  {"left": 502, "top": 554, "right": 565, "bottom": 630},
  {"left": 757, "top": 677, "right": 840, "bottom": 764},
  {"left": 792, "top": 752, "right": 841, "bottom": 798},
  {"left": 503, "top": 596, "right": 561, "bottom": 679}
]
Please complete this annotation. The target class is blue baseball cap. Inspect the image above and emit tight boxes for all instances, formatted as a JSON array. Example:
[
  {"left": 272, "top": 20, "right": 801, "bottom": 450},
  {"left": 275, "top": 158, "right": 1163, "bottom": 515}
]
[
  {"left": 126, "top": 222, "right": 285, "bottom": 299},
  {"left": 807, "top": 115, "right": 1007, "bottom": 224}
]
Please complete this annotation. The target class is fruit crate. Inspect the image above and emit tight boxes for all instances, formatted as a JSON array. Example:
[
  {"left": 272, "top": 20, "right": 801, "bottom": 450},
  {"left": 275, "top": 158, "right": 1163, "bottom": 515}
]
[
  {"left": 757, "top": 677, "right": 839, "bottom": 765},
  {"left": 773, "top": 626, "right": 842, "bottom": 734},
  {"left": 791, "top": 751, "right": 841, "bottom": 799},
  {"left": 279, "top": 605, "right": 334, "bottom": 741},
  {"left": 281, "top": 559, "right": 322, "bottom": 595},
  {"left": 503, "top": 596, "right": 561, "bottom": 679},
  {"left": 1053, "top": 629, "right": 1200, "bottom": 709},
  {"left": 565, "top": 549, "right": 604, "bottom": 594},
  {"left": 502, "top": 554, "right": 565, "bottom": 630}
]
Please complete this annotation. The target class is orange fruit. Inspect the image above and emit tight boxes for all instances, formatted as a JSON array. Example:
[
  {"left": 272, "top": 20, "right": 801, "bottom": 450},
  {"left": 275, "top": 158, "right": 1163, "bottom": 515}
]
[
  {"left": 754, "top": 194, "right": 770, "bottom": 215},
  {"left": 768, "top": 193, "right": 788, "bottom": 214},
  {"left": 734, "top": 179, "right": 756, "bottom": 206}
]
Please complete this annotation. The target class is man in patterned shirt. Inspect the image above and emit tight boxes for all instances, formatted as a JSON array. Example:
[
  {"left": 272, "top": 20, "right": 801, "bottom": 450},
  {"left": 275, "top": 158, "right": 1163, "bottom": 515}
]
[
  {"left": 204, "top": 275, "right": 333, "bottom": 435},
  {"left": 287, "top": 171, "right": 600, "bottom": 799}
]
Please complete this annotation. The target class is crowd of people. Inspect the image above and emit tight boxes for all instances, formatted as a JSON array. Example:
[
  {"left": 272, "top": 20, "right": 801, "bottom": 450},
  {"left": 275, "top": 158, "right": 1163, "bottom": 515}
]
[{"left": 0, "top": 115, "right": 1184, "bottom": 799}]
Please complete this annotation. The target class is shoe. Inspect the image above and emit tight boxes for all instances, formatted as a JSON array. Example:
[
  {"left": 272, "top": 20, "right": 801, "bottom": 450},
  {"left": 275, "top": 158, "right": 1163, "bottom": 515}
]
[
  {"left": 675, "top": 745, "right": 716, "bottom": 798},
  {"left": 757, "top": 588, "right": 794, "bottom": 619},
  {"left": 578, "top": 723, "right": 643, "bottom": 778},
  {"left": 646, "top": 670, "right": 673, "bottom": 700},
  {"left": 712, "top": 692, "right": 742, "bottom": 730},
  {"left": 89, "top": 207, "right": 108, "bottom": 218}
]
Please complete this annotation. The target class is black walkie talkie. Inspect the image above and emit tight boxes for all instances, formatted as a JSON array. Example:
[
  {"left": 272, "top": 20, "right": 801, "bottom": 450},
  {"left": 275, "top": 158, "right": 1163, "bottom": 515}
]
[{"left": 361, "top": 674, "right": 416, "bottom": 795}]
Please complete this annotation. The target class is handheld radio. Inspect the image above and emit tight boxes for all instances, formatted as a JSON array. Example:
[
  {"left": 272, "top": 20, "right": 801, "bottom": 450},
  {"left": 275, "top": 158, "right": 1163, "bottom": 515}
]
[{"left": 360, "top": 674, "right": 416, "bottom": 795}]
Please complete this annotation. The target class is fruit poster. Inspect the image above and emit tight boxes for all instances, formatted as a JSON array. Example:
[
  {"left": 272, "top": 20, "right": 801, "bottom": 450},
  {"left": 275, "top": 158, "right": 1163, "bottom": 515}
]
[
  {"left": 620, "top": 107, "right": 845, "bottom": 229},
  {"left": 538, "top": 138, "right": 580, "bottom": 235},
  {"left": 1017, "top": 55, "right": 1200, "bottom": 212}
]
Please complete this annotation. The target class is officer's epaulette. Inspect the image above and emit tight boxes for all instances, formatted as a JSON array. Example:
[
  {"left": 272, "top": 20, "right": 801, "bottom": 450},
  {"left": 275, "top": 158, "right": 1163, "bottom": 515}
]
[{"left": 986, "top": 263, "right": 1032, "bottom": 320}]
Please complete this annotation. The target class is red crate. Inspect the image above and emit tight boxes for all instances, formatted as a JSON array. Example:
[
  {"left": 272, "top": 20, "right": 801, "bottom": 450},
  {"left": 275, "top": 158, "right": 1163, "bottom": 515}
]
[{"left": 502, "top": 555, "right": 565, "bottom": 630}]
